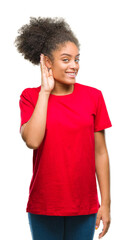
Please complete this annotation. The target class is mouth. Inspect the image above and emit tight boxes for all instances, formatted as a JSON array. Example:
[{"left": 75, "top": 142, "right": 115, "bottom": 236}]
[{"left": 66, "top": 72, "right": 76, "bottom": 78}]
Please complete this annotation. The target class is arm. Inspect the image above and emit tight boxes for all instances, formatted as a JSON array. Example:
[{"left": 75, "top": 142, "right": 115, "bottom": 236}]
[
  {"left": 21, "top": 54, "right": 55, "bottom": 150},
  {"left": 21, "top": 88, "right": 50, "bottom": 149},
  {"left": 94, "top": 130, "right": 111, "bottom": 207},
  {"left": 94, "top": 130, "right": 111, "bottom": 238}
]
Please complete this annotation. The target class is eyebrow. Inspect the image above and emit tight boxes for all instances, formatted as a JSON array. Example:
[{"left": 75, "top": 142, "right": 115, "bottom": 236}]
[{"left": 60, "top": 53, "right": 80, "bottom": 57}]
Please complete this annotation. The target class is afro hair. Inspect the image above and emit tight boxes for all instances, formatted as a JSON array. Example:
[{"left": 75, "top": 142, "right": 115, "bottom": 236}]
[{"left": 14, "top": 16, "right": 80, "bottom": 65}]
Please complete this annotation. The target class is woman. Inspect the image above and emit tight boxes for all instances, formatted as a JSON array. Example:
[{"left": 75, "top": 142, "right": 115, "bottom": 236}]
[{"left": 14, "top": 17, "right": 112, "bottom": 240}]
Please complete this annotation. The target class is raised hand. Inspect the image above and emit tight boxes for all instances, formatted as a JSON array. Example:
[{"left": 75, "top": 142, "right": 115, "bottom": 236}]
[{"left": 40, "top": 54, "right": 55, "bottom": 93}]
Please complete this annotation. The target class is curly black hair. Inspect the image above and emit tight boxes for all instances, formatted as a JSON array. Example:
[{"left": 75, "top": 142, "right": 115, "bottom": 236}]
[{"left": 14, "top": 16, "right": 80, "bottom": 66}]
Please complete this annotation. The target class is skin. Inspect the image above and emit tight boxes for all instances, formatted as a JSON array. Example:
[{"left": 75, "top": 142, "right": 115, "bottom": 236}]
[
  {"left": 94, "top": 130, "right": 111, "bottom": 239},
  {"left": 43, "top": 41, "right": 80, "bottom": 95},
  {"left": 43, "top": 42, "right": 111, "bottom": 238}
]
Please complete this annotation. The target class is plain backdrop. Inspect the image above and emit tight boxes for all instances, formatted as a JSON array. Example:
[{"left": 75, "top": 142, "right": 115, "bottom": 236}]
[{"left": 0, "top": 0, "right": 129, "bottom": 239}]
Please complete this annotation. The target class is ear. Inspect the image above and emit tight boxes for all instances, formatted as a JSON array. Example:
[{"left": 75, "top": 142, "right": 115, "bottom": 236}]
[{"left": 44, "top": 56, "right": 52, "bottom": 69}]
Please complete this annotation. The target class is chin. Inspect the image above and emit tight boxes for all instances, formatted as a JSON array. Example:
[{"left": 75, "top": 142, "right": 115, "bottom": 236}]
[
  {"left": 64, "top": 79, "right": 75, "bottom": 85},
  {"left": 55, "top": 77, "right": 76, "bottom": 85},
  {"left": 67, "top": 78, "right": 76, "bottom": 82}
]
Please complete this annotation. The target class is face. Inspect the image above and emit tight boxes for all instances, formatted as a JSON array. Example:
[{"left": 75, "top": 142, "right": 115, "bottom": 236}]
[{"left": 45, "top": 41, "right": 80, "bottom": 85}]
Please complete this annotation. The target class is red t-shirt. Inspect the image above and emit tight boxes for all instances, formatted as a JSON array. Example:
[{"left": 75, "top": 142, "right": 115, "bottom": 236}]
[{"left": 19, "top": 82, "right": 112, "bottom": 216}]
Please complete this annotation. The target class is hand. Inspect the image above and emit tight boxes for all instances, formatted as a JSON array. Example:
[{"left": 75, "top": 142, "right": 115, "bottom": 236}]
[
  {"left": 95, "top": 205, "right": 111, "bottom": 239},
  {"left": 40, "top": 54, "right": 55, "bottom": 93}
]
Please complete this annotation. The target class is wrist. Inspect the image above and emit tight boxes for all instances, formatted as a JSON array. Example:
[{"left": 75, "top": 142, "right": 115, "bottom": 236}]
[
  {"left": 39, "top": 87, "right": 50, "bottom": 96},
  {"left": 101, "top": 200, "right": 111, "bottom": 208}
]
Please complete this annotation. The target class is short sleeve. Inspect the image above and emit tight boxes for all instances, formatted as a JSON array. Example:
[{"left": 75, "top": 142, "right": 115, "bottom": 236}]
[
  {"left": 94, "top": 90, "right": 112, "bottom": 132},
  {"left": 19, "top": 89, "right": 34, "bottom": 133}
]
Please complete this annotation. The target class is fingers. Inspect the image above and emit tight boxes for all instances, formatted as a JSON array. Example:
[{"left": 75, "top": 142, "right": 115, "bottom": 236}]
[
  {"left": 95, "top": 212, "right": 110, "bottom": 239},
  {"left": 48, "top": 68, "right": 53, "bottom": 76},
  {"left": 40, "top": 54, "right": 50, "bottom": 79},
  {"left": 95, "top": 213, "right": 101, "bottom": 230},
  {"left": 40, "top": 53, "right": 54, "bottom": 89},
  {"left": 41, "top": 54, "right": 52, "bottom": 77},
  {"left": 98, "top": 222, "right": 109, "bottom": 239},
  {"left": 40, "top": 54, "right": 46, "bottom": 71}
]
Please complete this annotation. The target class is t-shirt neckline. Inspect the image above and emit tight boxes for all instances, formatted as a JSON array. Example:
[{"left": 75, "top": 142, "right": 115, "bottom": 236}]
[{"left": 50, "top": 83, "right": 77, "bottom": 97}]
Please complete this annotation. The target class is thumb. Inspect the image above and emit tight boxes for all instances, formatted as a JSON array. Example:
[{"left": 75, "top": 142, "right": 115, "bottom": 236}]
[{"left": 95, "top": 213, "right": 101, "bottom": 230}]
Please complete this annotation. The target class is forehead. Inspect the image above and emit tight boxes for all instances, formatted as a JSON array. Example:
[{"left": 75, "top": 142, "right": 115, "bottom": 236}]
[{"left": 55, "top": 42, "right": 79, "bottom": 57}]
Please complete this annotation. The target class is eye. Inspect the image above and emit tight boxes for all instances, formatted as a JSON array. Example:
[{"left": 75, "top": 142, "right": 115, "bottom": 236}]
[
  {"left": 63, "top": 59, "right": 80, "bottom": 62},
  {"left": 63, "top": 59, "right": 69, "bottom": 62},
  {"left": 75, "top": 59, "right": 80, "bottom": 63}
]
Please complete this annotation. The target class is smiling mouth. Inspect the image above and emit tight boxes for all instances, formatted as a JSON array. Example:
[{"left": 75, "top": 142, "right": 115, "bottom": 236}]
[{"left": 66, "top": 72, "right": 76, "bottom": 78}]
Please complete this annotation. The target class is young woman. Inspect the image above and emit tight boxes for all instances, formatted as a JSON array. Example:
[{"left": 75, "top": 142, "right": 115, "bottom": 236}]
[{"left": 14, "top": 16, "right": 112, "bottom": 240}]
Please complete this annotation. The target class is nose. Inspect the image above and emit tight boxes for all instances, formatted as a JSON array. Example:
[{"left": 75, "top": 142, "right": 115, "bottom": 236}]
[{"left": 70, "top": 60, "right": 79, "bottom": 70}]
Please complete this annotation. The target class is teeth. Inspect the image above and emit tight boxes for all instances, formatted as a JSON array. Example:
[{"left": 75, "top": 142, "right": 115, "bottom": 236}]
[{"left": 67, "top": 73, "right": 76, "bottom": 75}]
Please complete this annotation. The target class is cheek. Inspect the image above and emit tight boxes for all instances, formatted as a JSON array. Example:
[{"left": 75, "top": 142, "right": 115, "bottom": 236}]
[{"left": 53, "top": 65, "right": 66, "bottom": 76}]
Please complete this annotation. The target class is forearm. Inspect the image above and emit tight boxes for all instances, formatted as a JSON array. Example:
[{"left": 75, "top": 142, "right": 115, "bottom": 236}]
[
  {"left": 95, "top": 151, "right": 111, "bottom": 208},
  {"left": 23, "top": 87, "right": 50, "bottom": 149}
]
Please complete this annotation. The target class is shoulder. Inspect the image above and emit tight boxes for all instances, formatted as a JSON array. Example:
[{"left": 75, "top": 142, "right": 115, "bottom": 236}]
[
  {"left": 76, "top": 82, "right": 101, "bottom": 98},
  {"left": 20, "top": 85, "right": 41, "bottom": 97},
  {"left": 20, "top": 86, "right": 41, "bottom": 105}
]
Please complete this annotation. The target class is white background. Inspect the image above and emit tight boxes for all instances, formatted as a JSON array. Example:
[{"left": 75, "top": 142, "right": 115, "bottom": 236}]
[{"left": 0, "top": 0, "right": 129, "bottom": 239}]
